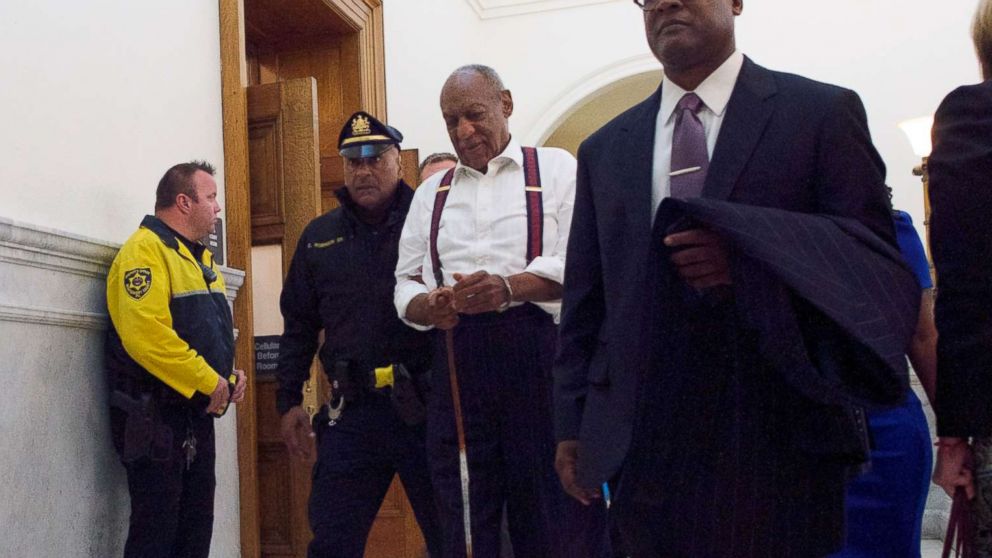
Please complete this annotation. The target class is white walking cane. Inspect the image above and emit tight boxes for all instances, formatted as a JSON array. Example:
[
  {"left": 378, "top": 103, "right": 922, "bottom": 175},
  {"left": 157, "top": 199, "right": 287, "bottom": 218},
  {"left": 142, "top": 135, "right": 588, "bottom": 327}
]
[{"left": 444, "top": 325, "right": 473, "bottom": 557}]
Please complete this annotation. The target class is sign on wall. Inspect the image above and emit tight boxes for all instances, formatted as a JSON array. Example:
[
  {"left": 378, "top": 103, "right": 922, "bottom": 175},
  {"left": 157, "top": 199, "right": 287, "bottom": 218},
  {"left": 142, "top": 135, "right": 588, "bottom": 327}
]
[
  {"left": 255, "top": 335, "right": 280, "bottom": 377},
  {"left": 200, "top": 217, "right": 225, "bottom": 266}
]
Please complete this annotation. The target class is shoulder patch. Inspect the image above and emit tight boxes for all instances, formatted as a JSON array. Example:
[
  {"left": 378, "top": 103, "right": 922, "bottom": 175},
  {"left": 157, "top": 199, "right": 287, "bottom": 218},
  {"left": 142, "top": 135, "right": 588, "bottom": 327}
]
[{"left": 124, "top": 268, "right": 152, "bottom": 300}]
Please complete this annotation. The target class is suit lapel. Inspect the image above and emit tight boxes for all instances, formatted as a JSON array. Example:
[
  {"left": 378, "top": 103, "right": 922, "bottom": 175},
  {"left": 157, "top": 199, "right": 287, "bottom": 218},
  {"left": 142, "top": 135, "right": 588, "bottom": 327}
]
[
  {"left": 613, "top": 87, "right": 662, "bottom": 237},
  {"left": 703, "top": 57, "right": 778, "bottom": 201}
]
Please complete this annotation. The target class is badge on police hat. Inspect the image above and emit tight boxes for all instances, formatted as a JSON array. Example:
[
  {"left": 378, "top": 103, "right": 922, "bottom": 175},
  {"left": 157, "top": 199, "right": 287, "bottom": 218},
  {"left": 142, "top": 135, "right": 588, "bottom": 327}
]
[
  {"left": 351, "top": 114, "right": 371, "bottom": 136},
  {"left": 338, "top": 111, "right": 403, "bottom": 159},
  {"left": 124, "top": 268, "right": 152, "bottom": 300}
]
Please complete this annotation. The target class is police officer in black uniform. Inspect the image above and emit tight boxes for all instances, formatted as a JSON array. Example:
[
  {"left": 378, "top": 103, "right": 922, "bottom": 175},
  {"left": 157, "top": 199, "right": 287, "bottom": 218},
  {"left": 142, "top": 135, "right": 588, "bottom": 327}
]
[{"left": 276, "top": 112, "right": 443, "bottom": 558}]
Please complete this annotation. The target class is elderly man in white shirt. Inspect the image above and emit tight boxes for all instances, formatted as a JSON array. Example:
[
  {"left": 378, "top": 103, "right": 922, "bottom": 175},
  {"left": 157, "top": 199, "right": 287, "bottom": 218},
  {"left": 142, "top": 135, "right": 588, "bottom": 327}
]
[{"left": 395, "top": 64, "right": 608, "bottom": 558}]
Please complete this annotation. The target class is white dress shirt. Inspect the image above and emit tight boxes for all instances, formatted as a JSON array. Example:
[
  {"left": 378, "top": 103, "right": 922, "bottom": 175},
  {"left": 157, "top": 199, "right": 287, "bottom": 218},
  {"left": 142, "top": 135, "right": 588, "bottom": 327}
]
[
  {"left": 395, "top": 138, "right": 576, "bottom": 329},
  {"left": 652, "top": 50, "right": 745, "bottom": 222}
]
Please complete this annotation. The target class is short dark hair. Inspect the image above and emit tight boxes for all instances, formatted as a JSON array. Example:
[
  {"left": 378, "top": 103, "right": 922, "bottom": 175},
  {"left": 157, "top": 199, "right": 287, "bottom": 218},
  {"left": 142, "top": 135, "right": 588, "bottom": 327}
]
[
  {"left": 418, "top": 152, "right": 458, "bottom": 178},
  {"left": 155, "top": 160, "right": 216, "bottom": 211}
]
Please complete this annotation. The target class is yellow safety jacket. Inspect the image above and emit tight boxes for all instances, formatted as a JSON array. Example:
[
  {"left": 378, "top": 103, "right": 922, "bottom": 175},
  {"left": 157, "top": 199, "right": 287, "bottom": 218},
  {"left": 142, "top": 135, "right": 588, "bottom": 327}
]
[{"left": 105, "top": 215, "right": 234, "bottom": 407}]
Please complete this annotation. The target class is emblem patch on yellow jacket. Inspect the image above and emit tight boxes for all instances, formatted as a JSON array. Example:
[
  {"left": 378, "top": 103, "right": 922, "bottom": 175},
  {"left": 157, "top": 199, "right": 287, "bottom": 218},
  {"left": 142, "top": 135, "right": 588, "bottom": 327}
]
[{"left": 124, "top": 268, "right": 152, "bottom": 300}]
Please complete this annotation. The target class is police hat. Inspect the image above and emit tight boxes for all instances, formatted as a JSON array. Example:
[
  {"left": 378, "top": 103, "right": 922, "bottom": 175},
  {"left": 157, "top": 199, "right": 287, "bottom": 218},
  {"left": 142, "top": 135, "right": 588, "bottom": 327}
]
[{"left": 338, "top": 111, "right": 403, "bottom": 159}]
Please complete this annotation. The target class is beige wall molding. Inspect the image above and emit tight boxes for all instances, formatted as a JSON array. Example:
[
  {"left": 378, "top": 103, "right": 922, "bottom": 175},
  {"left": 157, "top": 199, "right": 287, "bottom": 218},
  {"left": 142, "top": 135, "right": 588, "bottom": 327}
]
[
  {"left": 0, "top": 217, "right": 119, "bottom": 279},
  {"left": 0, "top": 303, "right": 242, "bottom": 337},
  {"left": 464, "top": 0, "right": 620, "bottom": 19},
  {"left": 0, "top": 216, "right": 246, "bottom": 311},
  {"left": 222, "top": 267, "right": 246, "bottom": 302}
]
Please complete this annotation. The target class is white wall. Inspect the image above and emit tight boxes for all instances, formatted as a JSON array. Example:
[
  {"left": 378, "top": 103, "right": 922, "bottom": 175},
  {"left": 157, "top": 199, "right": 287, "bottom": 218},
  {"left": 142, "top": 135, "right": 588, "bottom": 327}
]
[
  {"left": 735, "top": 0, "right": 980, "bottom": 227},
  {"left": 384, "top": 0, "right": 982, "bottom": 236},
  {"left": 252, "top": 244, "right": 285, "bottom": 337},
  {"left": 0, "top": 0, "right": 227, "bottom": 245},
  {"left": 0, "top": 2, "right": 240, "bottom": 556}
]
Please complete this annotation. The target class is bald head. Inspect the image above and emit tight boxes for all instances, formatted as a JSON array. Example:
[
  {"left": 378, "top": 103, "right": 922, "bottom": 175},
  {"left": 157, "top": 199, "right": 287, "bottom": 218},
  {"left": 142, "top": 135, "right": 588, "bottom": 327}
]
[{"left": 440, "top": 65, "right": 513, "bottom": 173}]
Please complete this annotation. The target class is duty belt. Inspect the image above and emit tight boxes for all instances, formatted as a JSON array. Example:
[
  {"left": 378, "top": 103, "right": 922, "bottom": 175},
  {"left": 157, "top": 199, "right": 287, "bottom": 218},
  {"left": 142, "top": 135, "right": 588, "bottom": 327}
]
[{"left": 325, "top": 364, "right": 426, "bottom": 427}]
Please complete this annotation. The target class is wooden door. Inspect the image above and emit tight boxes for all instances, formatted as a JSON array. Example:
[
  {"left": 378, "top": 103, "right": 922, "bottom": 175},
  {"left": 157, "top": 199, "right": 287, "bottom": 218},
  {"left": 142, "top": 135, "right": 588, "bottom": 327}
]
[{"left": 247, "top": 77, "right": 322, "bottom": 558}]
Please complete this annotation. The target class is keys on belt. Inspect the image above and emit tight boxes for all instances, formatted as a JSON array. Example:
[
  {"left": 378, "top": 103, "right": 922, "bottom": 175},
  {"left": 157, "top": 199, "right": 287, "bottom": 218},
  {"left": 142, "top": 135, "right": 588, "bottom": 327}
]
[
  {"left": 325, "top": 364, "right": 398, "bottom": 427},
  {"left": 182, "top": 427, "right": 197, "bottom": 470}
]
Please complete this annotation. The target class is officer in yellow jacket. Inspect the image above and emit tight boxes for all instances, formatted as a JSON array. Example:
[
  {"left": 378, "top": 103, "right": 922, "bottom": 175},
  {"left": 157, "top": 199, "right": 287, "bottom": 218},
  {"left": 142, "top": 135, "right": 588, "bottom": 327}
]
[{"left": 105, "top": 160, "right": 246, "bottom": 558}]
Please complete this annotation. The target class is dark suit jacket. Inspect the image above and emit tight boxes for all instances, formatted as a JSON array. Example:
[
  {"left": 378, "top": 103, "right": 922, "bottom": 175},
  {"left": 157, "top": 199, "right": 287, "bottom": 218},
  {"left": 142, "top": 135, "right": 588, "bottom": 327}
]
[
  {"left": 554, "top": 57, "right": 896, "bottom": 556},
  {"left": 665, "top": 197, "right": 917, "bottom": 405},
  {"left": 930, "top": 80, "right": 992, "bottom": 437}
]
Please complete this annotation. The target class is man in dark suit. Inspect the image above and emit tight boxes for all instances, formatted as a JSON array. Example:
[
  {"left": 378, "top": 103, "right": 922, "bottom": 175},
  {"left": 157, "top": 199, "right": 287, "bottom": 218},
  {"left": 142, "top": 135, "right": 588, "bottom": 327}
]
[
  {"left": 553, "top": 0, "right": 897, "bottom": 555},
  {"left": 930, "top": 0, "right": 992, "bottom": 544}
]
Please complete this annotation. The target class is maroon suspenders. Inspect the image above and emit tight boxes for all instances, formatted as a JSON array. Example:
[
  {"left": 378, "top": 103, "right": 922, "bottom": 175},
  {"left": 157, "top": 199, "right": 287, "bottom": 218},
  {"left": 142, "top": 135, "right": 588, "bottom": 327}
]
[
  {"left": 521, "top": 146, "right": 544, "bottom": 264},
  {"left": 429, "top": 167, "right": 456, "bottom": 288},
  {"left": 428, "top": 147, "right": 544, "bottom": 288}
]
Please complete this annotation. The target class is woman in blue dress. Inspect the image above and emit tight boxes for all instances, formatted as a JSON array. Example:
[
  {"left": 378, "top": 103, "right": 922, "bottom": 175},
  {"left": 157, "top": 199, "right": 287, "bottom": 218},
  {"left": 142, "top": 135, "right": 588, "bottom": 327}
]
[{"left": 831, "top": 210, "right": 937, "bottom": 558}]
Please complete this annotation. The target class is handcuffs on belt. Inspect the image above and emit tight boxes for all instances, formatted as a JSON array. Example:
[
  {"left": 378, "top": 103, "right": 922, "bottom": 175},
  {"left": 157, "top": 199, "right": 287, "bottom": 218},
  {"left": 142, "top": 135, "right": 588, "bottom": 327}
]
[{"left": 325, "top": 362, "right": 426, "bottom": 427}]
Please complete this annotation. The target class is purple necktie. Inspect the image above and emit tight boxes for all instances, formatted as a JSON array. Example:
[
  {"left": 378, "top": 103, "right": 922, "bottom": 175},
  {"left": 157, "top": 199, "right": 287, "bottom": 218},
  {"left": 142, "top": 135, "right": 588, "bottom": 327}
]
[{"left": 670, "top": 93, "right": 709, "bottom": 199}]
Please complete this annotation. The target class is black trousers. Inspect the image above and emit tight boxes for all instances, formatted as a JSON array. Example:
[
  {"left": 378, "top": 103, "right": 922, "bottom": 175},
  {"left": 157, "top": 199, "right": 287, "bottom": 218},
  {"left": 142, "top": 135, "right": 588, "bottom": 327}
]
[
  {"left": 114, "top": 405, "right": 216, "bottom": 558},
  {"left": 428, "top": 305, "right": 610, "bottom": 558},
  {"left": 308, "top": 393, "right": 443, "bottom": 558}
]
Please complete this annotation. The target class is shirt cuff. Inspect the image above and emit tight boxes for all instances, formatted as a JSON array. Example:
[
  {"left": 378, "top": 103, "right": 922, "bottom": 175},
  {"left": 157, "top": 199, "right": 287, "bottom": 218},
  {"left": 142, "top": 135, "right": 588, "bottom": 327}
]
[
  {"left": 195, "top": 365, "right": 222, "bottom": 396},
  {"left": 524, "top": 255, "right": 564, "bottom": 286},
  {"left": 395, "top": 278, "right": 433, "bottom": 331}
]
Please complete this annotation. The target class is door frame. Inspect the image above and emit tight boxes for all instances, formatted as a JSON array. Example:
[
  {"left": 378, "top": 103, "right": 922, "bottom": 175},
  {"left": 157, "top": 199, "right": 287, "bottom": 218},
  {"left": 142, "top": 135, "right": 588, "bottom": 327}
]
[{"left": 217, "top": 1, "right": 386, "bottom": 556}]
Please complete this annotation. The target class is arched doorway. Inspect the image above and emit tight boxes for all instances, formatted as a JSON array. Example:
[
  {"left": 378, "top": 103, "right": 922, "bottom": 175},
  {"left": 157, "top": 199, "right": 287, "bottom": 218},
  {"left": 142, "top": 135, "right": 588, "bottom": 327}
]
[
  {"left": 543, "top": 71, "right": 662, "bottom": 154},
  {"left": 524, "top": 55, "right": 662, "bottom": 154}
]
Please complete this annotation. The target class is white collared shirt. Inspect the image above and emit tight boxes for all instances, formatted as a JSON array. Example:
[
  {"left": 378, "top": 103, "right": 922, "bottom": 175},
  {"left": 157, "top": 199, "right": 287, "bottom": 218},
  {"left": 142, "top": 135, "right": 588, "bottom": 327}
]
[
  {"left": 395, "top": 138, "right": 577, "bottom": 329},
  {"left": 651, "top": 50, "right": 745, "bottom": 222}
]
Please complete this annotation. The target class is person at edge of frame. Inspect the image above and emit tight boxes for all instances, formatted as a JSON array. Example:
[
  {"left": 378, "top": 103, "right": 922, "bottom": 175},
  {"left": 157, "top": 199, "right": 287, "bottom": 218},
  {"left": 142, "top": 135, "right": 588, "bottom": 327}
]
[
  {"left": 828, "top": 203, "right": 937, "bottom": 558},
  {"left": 419, "top": 152, "right": 458, "bottom": 184},
  {"left": 277, "top": 111, "right": 444, "bottom": 558},
  {"left": 931, "top": 0, "right": 992, "bottom": 554}
]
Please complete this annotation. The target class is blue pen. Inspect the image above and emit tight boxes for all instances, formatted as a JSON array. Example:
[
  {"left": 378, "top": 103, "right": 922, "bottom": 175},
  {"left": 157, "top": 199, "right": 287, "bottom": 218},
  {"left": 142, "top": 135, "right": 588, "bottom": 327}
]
[{"left": 602, "top": 482, "right": 612, "bottom": 509}]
